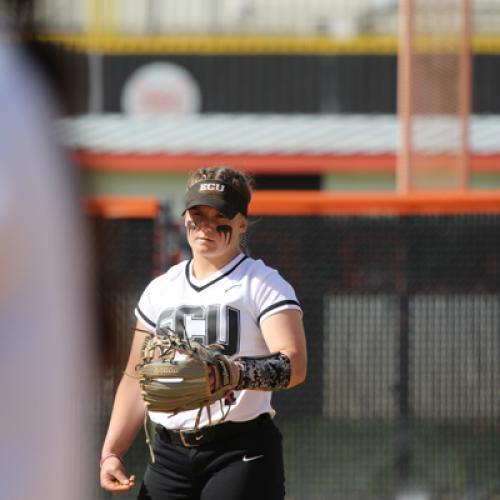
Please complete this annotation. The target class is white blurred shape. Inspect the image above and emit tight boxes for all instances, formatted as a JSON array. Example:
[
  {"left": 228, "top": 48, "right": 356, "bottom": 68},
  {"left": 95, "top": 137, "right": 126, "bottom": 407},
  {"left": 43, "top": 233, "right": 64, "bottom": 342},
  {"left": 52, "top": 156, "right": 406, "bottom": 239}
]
[
  {"left": 395, "top": 490, "right": 430, "bottom": 500},
  {"left": 0, "top": 37, "right": 93, "bottom": 500},
  {"left": 121, "top": 61, "right": 201, "bottom": 116}
]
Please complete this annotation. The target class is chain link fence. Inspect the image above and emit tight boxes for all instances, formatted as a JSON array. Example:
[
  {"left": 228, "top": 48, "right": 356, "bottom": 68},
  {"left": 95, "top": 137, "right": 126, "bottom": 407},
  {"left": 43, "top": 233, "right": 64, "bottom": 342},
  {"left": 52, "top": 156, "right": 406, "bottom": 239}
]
[{"left": 92, "top": 205, "right": 500, "bottom": 500}]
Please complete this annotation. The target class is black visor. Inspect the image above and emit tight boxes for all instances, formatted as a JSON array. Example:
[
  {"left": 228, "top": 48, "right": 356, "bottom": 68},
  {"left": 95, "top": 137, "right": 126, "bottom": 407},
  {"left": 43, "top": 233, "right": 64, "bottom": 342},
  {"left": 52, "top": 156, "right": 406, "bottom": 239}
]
[{"left": 183, "top": 181, "right": 249, "bottom": 219}]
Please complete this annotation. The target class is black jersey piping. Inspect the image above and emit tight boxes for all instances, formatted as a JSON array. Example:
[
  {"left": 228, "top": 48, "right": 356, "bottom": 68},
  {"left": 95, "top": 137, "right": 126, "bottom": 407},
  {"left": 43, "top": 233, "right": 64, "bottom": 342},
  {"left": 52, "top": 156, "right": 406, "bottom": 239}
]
[
  {"left": 186, "top": 255, "right": 249, "bottom": 292},
  {"left": 257, "top": 300, "right": 302, "bottom": 324},
  {"left": 136, "top": 306, "right": 156, "bottom": 328}
]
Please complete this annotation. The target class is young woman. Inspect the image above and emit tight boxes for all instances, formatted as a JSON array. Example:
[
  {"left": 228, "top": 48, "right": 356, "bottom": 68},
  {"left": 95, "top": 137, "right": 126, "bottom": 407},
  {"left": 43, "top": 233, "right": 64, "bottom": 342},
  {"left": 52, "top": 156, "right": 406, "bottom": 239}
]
[{"left": 100, "top": 166, "right": 307, "bottom": 500}]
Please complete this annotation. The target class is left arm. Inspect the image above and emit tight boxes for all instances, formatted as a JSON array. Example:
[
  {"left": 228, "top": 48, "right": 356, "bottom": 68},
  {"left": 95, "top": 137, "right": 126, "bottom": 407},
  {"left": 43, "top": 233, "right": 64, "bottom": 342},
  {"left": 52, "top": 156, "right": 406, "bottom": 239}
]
[
  {"left": 229, "top": 309, "right": 307, "bottom": 391},
  {"left": 260, "top": 309, "right": 307, "bottom": 388}
]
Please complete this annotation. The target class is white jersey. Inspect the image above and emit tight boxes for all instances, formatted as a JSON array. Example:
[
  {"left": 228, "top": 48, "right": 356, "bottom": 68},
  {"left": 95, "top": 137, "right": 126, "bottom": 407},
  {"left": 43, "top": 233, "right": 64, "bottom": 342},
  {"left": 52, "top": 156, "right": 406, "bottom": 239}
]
[{"left": 135, "top": 253, "right": 302, "bottom": 429}]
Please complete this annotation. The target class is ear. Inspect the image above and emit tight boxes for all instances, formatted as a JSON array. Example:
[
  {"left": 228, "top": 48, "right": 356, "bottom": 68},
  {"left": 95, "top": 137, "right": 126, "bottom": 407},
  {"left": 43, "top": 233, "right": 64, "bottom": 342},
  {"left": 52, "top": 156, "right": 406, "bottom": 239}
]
[{"left": 239, "top": 216, "right": 248, "bottom": 234}]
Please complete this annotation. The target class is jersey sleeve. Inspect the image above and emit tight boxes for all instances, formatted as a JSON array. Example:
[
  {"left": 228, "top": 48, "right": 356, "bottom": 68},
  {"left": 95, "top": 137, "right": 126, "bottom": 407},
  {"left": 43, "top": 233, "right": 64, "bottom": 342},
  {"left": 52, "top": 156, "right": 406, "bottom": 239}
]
[
  {"left": 134, "top": 280, "right": 158, "bottom": 332},
  {"left": 252, "top": 266, "right": 302, "bottom": 325}
]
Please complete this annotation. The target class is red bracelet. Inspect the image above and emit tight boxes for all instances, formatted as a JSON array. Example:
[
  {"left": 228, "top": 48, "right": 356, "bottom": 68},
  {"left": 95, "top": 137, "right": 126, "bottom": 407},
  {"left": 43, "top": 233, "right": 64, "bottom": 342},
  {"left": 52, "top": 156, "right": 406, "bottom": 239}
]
[{"left": 99, "top": 453, "right": 124, "bottom": 468}]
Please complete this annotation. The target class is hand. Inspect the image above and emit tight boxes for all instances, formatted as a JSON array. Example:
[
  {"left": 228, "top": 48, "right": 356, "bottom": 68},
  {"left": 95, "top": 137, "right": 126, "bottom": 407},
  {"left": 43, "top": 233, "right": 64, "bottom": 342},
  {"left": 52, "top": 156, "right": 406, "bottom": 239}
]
[{"left": 100, "top": 456, "right": 136, "bottom": 494}]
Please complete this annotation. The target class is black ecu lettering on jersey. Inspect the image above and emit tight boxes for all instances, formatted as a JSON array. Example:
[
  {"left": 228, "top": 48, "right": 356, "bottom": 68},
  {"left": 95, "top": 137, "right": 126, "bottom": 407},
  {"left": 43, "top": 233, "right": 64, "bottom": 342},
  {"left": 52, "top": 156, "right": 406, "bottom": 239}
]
[{"left": 156, "top": 305, "right": 240, "bottom": 356}]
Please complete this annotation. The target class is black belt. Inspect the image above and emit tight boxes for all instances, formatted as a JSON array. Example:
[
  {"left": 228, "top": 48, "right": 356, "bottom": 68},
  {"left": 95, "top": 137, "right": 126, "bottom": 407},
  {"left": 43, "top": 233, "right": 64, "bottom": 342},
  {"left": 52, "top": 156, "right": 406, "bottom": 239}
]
[{"left": 156, "top": 413, "right": 271, "bottom": 448}]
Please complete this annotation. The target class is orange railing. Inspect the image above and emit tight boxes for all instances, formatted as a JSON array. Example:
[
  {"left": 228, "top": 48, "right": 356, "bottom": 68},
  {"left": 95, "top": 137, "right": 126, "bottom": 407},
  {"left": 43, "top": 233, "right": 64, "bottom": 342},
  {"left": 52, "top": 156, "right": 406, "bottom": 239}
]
[
  {"left": 86, "top": 190, "right": 500, "bottom": 218},
  {"left": 249, "top": 190, "right": 500, "bottom": 215},
  {"left": 86, "top": 196, "right": 160, "bottom": 218},
  {"left": 76, "top": 151, "right": 500, "bottom": 175}
]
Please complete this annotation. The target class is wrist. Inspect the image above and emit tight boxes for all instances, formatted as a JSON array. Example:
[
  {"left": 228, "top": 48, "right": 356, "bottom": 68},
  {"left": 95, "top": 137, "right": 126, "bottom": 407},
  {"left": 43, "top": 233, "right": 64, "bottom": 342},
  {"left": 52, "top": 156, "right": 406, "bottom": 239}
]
[
  {"left": 229, "top": 359, "right": 244, "bottom": 387},
  {"left": 99, "top": 452, "right": 124, "bottom": 468},
  {"left": 234, "top": 360, "right": 244, "bottom": 386}
]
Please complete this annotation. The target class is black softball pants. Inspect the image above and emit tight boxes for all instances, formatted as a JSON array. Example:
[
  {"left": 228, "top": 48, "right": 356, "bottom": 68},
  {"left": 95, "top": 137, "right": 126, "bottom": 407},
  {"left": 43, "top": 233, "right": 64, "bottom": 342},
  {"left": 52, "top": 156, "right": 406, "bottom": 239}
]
[{"left": 137, "top": 413, "right": 285, "bottom": 500}]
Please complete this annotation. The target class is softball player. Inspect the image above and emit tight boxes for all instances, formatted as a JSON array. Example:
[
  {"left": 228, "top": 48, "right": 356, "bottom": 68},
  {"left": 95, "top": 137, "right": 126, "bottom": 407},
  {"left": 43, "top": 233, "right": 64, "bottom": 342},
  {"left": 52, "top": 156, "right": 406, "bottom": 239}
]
[{"left": 100, "top": 166, "right": 307, "bottom": 500}]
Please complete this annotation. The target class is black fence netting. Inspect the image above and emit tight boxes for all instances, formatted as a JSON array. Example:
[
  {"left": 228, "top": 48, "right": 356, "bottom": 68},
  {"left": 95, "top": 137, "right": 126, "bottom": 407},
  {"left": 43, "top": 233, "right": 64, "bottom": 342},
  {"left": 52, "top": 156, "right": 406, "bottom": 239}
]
[
  {"left": 92, "top": 211, "right": 500, "bottom": 500},
  {"left": 90, "top": 216, "right": 156, "bottom": 500}
]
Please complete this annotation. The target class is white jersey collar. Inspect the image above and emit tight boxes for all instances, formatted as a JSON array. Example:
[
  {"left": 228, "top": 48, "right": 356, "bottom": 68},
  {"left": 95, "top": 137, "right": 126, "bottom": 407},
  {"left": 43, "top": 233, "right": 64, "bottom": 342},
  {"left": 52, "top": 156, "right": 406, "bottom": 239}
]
[{"left": 186, "top": 253, "right": 248, "bottom": 292}]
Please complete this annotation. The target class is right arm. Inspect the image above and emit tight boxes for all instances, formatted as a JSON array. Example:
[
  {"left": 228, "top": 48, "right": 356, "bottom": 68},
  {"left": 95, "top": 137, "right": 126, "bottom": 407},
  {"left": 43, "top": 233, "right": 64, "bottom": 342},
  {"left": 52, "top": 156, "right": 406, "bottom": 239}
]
[{"left": 100, "top": 321, "right": 150, "bottom": 493}]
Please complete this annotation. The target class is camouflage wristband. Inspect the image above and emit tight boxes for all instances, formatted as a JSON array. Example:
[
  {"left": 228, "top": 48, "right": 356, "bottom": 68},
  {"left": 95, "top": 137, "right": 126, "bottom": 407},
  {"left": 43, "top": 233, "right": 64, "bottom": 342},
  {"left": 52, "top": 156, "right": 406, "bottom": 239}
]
[{"left": 234, "top": 352, "right": 291, "bottom": 391}]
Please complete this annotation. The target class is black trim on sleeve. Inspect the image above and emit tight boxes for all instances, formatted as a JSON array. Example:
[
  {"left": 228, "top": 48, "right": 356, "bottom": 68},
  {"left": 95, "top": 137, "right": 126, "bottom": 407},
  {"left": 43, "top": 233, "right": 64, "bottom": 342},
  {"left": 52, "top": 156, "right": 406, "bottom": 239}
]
[
  {"left": 257, "top": 300, "right": 302, "bottom": 324},
  {"left": 135, "top": 306, "right": 156, "bottom": 328},
  {"left": 186, "top": 255, "right": 249, "bottom": 292}
]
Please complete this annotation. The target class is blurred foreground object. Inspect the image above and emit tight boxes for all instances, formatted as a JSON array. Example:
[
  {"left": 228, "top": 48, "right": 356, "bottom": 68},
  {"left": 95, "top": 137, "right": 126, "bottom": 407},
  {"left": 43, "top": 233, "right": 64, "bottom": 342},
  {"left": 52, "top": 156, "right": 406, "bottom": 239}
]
[{"left": 0, "top": 30, "right": 93, "bottom": 500}]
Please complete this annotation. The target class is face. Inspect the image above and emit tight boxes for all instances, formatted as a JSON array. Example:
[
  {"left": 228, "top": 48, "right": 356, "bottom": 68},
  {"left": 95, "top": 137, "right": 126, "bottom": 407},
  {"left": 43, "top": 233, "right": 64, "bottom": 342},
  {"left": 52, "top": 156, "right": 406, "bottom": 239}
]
[{"left": 185, "top": 205, "right": 247, "bottom": 260}]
